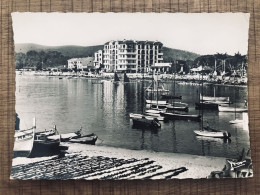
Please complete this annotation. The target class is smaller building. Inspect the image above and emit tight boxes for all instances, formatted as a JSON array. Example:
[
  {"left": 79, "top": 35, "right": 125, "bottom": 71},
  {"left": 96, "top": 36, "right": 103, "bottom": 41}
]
[
  {"left": 68, "top": 57, "right": 94, "bottom": 70},
  {"left": 93, "top": 50, "right": 103, "bottom": 69},
  {"left": 150, "top": 63, "right": 172, "bottom": 73}
]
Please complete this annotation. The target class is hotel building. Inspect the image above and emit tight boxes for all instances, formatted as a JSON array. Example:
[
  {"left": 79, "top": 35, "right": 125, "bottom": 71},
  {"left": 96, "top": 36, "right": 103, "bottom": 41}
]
[{"left": 94, "top": 40, "right": 164, "bottom": 73}]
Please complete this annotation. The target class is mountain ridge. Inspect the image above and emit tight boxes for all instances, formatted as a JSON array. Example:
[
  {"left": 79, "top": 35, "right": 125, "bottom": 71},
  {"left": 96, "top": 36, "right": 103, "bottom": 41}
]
[{"left": 15, "top": 43, "right": 200, "bottom": 61}]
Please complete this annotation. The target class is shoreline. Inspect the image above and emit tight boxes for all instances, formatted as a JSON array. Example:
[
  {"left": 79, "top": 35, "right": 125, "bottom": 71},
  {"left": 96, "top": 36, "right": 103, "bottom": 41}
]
[
  {"left": 11, "top": 144, "right": 226, "bottom": 180},
  {"left": 16, "top": 70, "right": 248, "bottom": 87}
]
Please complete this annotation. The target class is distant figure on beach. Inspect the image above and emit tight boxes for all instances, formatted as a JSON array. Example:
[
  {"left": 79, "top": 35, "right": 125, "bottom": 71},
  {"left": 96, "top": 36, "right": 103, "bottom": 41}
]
[
  {"left": 244, "top": 99, "right": 248, "bottom": 107},
  {"left": 15, "top": 113, "right": 20, "bottom": 130}
]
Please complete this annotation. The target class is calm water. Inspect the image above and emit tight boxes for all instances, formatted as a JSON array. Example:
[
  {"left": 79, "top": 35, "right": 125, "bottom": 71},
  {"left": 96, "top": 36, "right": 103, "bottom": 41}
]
[{"left": 16, "top": 75, "right": 251, "bottom": 158}]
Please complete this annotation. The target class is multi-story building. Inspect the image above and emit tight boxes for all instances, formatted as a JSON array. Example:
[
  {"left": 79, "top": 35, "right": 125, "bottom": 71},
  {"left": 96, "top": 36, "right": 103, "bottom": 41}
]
[
  {"left": 68, "top": 57, "right": 94, "bottom": 70},
  {"left": 94, "top": 40, "right": 163, "bottom": 73},
  {"left": 93, "top": 50, "right": 103, "bottom": 68}
]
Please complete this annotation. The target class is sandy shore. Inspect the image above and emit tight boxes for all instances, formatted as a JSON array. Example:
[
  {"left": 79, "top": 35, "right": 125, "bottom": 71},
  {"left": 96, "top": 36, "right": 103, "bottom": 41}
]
[{"left": 11, "top": 143, "right": 226, "bottom": 180}]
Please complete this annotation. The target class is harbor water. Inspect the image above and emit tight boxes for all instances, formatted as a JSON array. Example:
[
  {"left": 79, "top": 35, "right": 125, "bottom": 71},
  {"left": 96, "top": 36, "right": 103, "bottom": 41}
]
[{"left": 15, "top": 75, "right": 250, "bottom": 159}]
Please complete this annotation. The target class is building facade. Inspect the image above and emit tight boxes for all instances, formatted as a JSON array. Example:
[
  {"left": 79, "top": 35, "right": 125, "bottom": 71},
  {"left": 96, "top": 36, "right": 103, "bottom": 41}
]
[
  {"left": 93, "top": 50, "right": 103, "bottom": 68},
  {"left": 94, "top": 40, "right": 163, "bottom": 73},
  {"left": 68, "top": 57, "right": 94, "bottom": 70}
]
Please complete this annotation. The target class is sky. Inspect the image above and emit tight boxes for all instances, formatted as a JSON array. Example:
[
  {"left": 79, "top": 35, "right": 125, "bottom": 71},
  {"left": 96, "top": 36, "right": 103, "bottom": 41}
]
[{"left": 11, "top": 13, "right": 250, "bottom": 55}]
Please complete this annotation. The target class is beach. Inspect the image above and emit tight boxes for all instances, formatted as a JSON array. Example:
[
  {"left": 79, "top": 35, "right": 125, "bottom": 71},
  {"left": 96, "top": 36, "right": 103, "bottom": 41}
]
[{"left": 11, "top": 143, "right": 226, "bottom": 180}]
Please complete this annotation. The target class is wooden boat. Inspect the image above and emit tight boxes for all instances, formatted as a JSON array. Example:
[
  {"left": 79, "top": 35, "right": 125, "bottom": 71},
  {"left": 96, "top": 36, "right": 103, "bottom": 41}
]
[
  {"left": 161, "top": 112, "right": 201, "bottom": 121},
  {"left": 13, "top": 118, "right": 36, "bottom": 157},
  {"left": 132, "top": 117, "right": 161, "bottom": 128},
  {"left": 203, "top": 100, "right": 231, "bottom": 105},
  {"left": 165, "top": 102, "right": 189, "bottom": 112},
  {"left": 69, "top": 133, "right": 98, "bottom": 145},
  {"left": 129, "top": 113, "right": 165, "bottom": 121},
  {"left": 48, "top": 129, "right": 82, "bottom": 142},
  {"left": 33, "top": 125, "right": 61, "bottom": 152},
  {"left": 218, "top": 105, "right": 248, "bottom": 112},
  {"left": 194, "top": 127, "right": 231, "bottom": 138},
  {"left": 161, "top": 94, "right": 182, "bottom": 100},
  {"left": 200, "top": 94, "right": 230, "bottom": 102}
]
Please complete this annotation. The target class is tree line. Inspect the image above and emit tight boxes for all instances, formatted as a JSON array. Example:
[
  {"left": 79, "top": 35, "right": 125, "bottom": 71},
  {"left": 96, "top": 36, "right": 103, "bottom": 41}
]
[
  {"left": 15, "top": 50, "right": 69, "bottom": 70},
  {"left": 15, "top": 50, "right": 247, "bottom": 75}
]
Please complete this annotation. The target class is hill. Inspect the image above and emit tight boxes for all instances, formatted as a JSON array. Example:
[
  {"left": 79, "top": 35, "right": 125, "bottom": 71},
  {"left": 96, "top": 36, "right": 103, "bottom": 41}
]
[
  {"left": 15, "top": 43, "right": 104, "bottom": 58},
  {"left": 15, "top": 43, "right": 200, "bottom": 61}
]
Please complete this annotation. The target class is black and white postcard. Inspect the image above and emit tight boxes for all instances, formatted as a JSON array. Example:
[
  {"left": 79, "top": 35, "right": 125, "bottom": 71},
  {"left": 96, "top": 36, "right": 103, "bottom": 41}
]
[{"left": 11, "top": 13, "right": 252, "bottom": 180}]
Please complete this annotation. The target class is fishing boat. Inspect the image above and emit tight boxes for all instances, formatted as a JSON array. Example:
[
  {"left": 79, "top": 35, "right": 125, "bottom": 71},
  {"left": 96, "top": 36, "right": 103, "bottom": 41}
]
[
  {"left": 47, "top": 128, "right": 82, "bottom": 142},
  {"left": 218, "top": 105, "right": 248, "bottom": 112},
  {"left": 13, "top": 118, "right": 36, "bottom": 157},
  {"left": 129, "top": 113, "right": 165, "bottom": 121},
  {"left": 32, "top": 124, "right": 61, "bottom": 153},
  {"left": 132, "top": 117, "right": 161, "bottom": 128},
  {"left": 200, "top": 94, "right": 230, "bottom": 102},
  {"left": 69, "top": 133, "right": 98, "bottom": 145}
]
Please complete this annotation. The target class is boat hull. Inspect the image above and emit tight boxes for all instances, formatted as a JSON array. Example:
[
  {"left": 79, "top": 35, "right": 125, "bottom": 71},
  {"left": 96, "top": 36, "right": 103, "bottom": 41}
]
[
  {"left": 218, "top": 106, "right": 248, "bottom": 112},
  {"left": 13, "top": 129, "right": 35, "bottom": 157},
  {"left": 161, "top": 113, "right": 201, "bottom": 121},
  {"left": 200, "top": 94, "right": 230, "bottom": 102},
  {"left": 195, "top": 102, "right": 219, "bottom": 110},
  {"left": 129, "top": 113, "right": 165, "bottom": 121},
  {"left": 132, "top": 118, "right": 161, "bottom": 128},
  {"left": 194, "top": 130, "right": 230, "bottom": 138}
]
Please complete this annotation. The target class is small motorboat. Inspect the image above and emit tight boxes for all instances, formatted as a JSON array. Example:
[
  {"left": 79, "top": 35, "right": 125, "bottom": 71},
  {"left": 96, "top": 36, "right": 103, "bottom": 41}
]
[{"left": 195, "top": 102, "right": 219, "bottom": 110}]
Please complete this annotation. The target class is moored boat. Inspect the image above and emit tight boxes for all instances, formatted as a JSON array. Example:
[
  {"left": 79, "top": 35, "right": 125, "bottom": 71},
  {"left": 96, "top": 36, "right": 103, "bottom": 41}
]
[
  {"left": 132, "top": 117, "right": 161, "bottom": 128},
  {"left": 146, "top": 100, "right": 167, "bottom": 105},
  {"left": 194, "top": 128, "right": 231, "bottom": 138},
  {"left": 200, "top": 94, "right": 230, "bottom": 102},
  {"left": 129, "top": 113, "right": 165, "bottom": 121},
  {"left": 161, "top": 112, "right": 201, "bottom": 121},
  {"left": 69, "top": 133, "right": 98, "bottom": 145},
  {"left": 218, "top": 105, "right": 248, "bottom": 112},
  {"left": 13, "top": 118, "right": 36, "bottom": 158}
]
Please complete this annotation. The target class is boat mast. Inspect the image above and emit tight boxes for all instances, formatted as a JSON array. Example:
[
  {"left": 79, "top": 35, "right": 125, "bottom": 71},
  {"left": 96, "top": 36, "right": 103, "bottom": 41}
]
[{"left": 201, "top": 63, "right": 204, "bottom": 130}]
